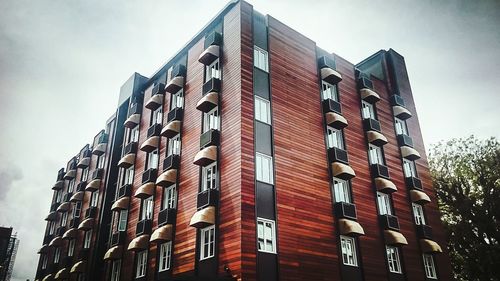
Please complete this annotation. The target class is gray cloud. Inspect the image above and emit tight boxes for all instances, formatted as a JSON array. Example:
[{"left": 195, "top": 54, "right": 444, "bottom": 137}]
[{"left": 0, "top": 162, "right": 22, "bottom": 201}]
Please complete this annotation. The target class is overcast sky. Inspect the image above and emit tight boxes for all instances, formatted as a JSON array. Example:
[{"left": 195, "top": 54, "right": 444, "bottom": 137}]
[{"left": 1, "top": 0, "right": 499, "bottom": 280}]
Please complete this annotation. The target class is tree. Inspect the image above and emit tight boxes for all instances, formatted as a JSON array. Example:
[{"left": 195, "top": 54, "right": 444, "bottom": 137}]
[{"left": 429, "top": 136, "right": 500, "bottom": 281}]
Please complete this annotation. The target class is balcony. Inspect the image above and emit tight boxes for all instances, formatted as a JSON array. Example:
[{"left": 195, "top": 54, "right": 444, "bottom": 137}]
[
  {"left": 162, "top": 154, "right": 180, "bottom": 172},
  {"left": 77, "top": 218, "right": 93, "bottom": 231},
  {"left": 420, "top": 239, "right": 442, "bottom": 254},
  {"left": 367, "top": 131, "right": 388, "bottom": 146},
  {"left": 374, "top": 177, "right": 397, "bottom": 193},
  {"left": 150, "top": 224, "right": 173, "bottom": 244},
  {"left": 360, "top": 88, "right": 380, "bottom": 104},
  {"left": 380, "top": 214, "right": 400, "bottom": 231},
  {"left": 92, "top": 133, "right": 108, "bottom": 156},
  {"left": 161, "top": 108, "right": 183, "bottom": 138},
  {"left": 362, "top": 118, "right": 381, "bottom": 133},
  {"left": 197, "top": 78, "right": 220, "bottom": 112},
  {"left": 189, "top": 206, "right": 215, "bottom": 228},
  {"left": 63, "top": 192, "right": 73, "bottom": 202},
  {"left": 63, "top": 168, "right": 76, "bottom": 180},
  {"left": 405, "top": 176, "right": 423, "bottom": 191},
  {"left": 76, "top": 181, "right": 87, "bottom": 192},
  {"left": 62, "top": 228, "right": 77, "bottom": 240},
  {"left": 142, "top": 168, "right": 157, "bottom": 184},
  {"left": 111, "top": 231, "right": 126, "bottom": 247},
  {"left": 416, "top": 224, "right": 433, "bottom": 240},
  {"left": 331, "top": 162, "right": 355, "bottom": 180},
  {"left": 390, "top": 94, "right": 411, "bottom": 120},
  {"left": 371, "top": 164, "right": 390, "bottom": 179},
  {"left": 57, "top": 168, "right": 65, "bottom": 181},
  {"left": 69, "top": 191, "right": 84, "bottom": 203},
  {"left": 43, "top": 235, "right": 53, "bottom": 245},
  {"left": 200, "top": 129, "right": 220, "bottom": 149},
  {"left": 338, "top": 219, "right": 365, "bottom": 237},
  {"left": 127, "top": 234, "right": 150, "bottom": 252},
  {"left": 165, "top": 64, "right": 186, "bottom": 94},
  {"left": 357, "top": 76, "right": 373, "bottom": 90},
  {"left": 334, "top": 202, "right": 357, "bottom": 220},
  {"left": 56, "top": 202, "right": 70, "bottom": 213},
  {"left": 158, "top": 208, "right": 176, "bottom": 226},
  {"left": 56, "top": 226, "right": 66, "bottom": 237},
  {"left": 400, "top": 146, "right": 421, "bottom": 161},
  {"left": 140, "top": 124, "right": 162, "bottom": 152},
  {"left": 318, "top": 56, "right": 342, "bottom": 85},
  {"left": 328, "top": 147, "right": 349, "bottom": 165},
  {"left": 198, "top": 31, "right": 222, "bottom": 65},
  {"left": 135, "top": 219, "right": 153, "bottom": 236},
  {"left": 118, "top": 142, "right": 137, "bottom": 168},
  {"left": 124, "top": 103, "right": 142, "bottom": 128},
  {"left": 85, "top": 207, "right": 97, "bottom": 219},
  {"left": 322, "top": 98, "right": 342, "bottom": 115},
  {"left": 193, "top": 145, "right": 217, "bottom": 166},
  {"left": 396, "top": 134, "right": 413, "bottom": 148},
  {"left": 86, "top": 168, "right": 104, "bottom": 192},
  {"left": 390, "top": 94, "right": 405, "bottom": 107},
  {"left": 111, "top": 197, "right": 130, "bottom": 212},
  {"left": 104, "top": 246, "right": 123, "bottom": 261},
  {"left": 134, "top": 169, "right": 156, "bottom": 199},
  {"left": 50, "top": 203, "right": 60, "bottom": 212},
  {"left": 145, "top": 83, "right": 166, "bottom": 110},
  {"left": 69, "top": 218, "right": 80, "bottom": 229},
  {"left": 197, "top": 188, "right": 218, "bottom": 210},
  {"left": 156, "top": 169, "right": 177, "bottom": 187},
  {"left": 410, "top": 190, "right": 431, "bottom": 205},
  {"left": 325, "top": 111, "right": 348, "bottom": 129},
  {"left": 118, "top": 184, "right": 132, "bottom": 198},
  {"left": 52, "top": 180, "right": 64, "bottom": 191},
  {"left": 77, "top": 150, "right": 92, "bottom": 168},
  {"left": 384, "top": 230, "right": 408, "bottom": 246}
]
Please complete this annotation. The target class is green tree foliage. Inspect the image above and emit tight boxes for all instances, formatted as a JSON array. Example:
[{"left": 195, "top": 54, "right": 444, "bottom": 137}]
[{"left": 429, "top": 136, "right": 500, "bottom": 281}]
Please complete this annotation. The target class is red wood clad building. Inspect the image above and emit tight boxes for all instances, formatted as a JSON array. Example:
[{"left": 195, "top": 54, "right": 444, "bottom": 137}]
[{"left": 35, "top": 1, "right": 452, "bottom": 281}]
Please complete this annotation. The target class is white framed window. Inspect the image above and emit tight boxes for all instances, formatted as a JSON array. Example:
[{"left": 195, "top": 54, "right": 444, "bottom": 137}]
[
  {"left": 386, "top": 246, "right": 402, "bottom": 273},
  {"left": 253, "top": 46, "right": 269, "bottom": 72},
  {"left": 394, "top": 118, "right": 408, "bottom": 136},
  {"left": 340, "top": 235, "right": 358, "bottom": 266},
  {"left": 368, "top": 144, "right": 384, "bottom": 165},
  {"left": 56, "top": 189, "right": 63, "bottom": 203},
  {"left": 41, "top": 254, "right": 48, "bottom": 269},
  {"left": 135, "top": 250, "right": 148, "bottom": 278},
  {"left": 403, "top": 159, "right": 417, "bottom": 178},
  {"left": 54, "top": 247, "right": 60, "bottom": 263},
  {"left": 98, "top": 154, "right": 105, "bottom": 169},
  {"left": 377, "top": 192, "right": 393, "bottom": 215},
  {"left": 163, "top": 186, "right": 176, "bottom": 209},
  {"left": 322, "top": 81, "right": 338, "bottom": 101},
  {"left": 152, "top": 106, "right": 163, "bottom": 125},
  {"left": 423, "top": 254, "right": 437, "bottom": 279},
  {"left": 118, "top": 210, "right": 128, "bottom": 231},
  {"left": 90, "top": 191, "right": 99, "bottom": 207},
  {"left": 200, "top": 225, "right": 215, "bottom": 260},
  {"left": 61, "top": 212, "right": 68, "bottom": 227},
  {"left": 49, "top": 221, "right": 56, "bottom": 235},
  {"left": 170, "top": 89, "right": 184, "bottom": 110},
  {"left": 129, "top": 126, "right": 140, "bottom": 143},
  {"left": 205, "top": 59, "right": 220, "bottom": 81},
  {"left": 68, "top": 239, "right": 75, "bottom": 257},
  {"left": 147, "top": 150, "right": 159, "bottom": 170},
  {"left": 158, "top": 241, "right": 172, "bottom": 272},
  {"left": 81, "top": 168, "right": 89, "bottom": 181},
  {"left": 361, "top": 100, "right": 375, "bottom": 120},
  {"left": 201, "top": 162, "right": 217, "bottom": 192},
  {"left": 167, "top": 135, "right": 181, "bottom": 156},
  {"left": 333, "top": 177, "right": 351, "bottom": 203},
  {"left": 68, "top": 179, "right": 75, "bottom": 193},
  {"left": 412, "top": 203, "right": 426, "bottom": 225},
  {"left": 255, "top": 96, "right": 271, "bottom": 124},
  {"left": 84, "top": 230, "right": 92, "bottom": 249},
  {"left": 257, "top": 218, "right": 276, "bottom": 254},
  {"left": 141, "top": 197, "right": 154, "bottom": 220},
  {"left": 74, "top": 201, "right": 82, "bottom": 218},
  {"left": 203, "top": 107, "right": 220, "bottom": 132},
  {"left": 256, "top": 153, "right": 273, "bottom": 184},
  {"left": 327, "top": 126, "right": 344, "bottom": 149},
  {"left": 111, "top": 259, "right": 121, "bottom": 281},
  {"left": 124, "top": 166, "right": 135, "bottom": 185}
]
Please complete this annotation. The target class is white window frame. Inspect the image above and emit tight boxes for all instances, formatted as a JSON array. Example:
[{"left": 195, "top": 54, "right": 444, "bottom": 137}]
[
  {"left": 253, "top": 46, "right": 269, "bottom": 72},
  {"left": 332, "top": 177, "right": 351, "bottom": 203},
  {"left": 203, "top": 107, "right": 220, "bottom": 133},
  {"left": 158, "top": 241, "right": 172, "bottom": 272},
  {"left": 322, "top": 80, "right": 338, "bottom": 101},
  {"left": 167, "top": 135, "right": 181, "bottom": 156},
  {"left": 81, "top": 168, "right": 89, "bottom": 181},
  {"left": 56, "top": 189, "right": 63, "bottom": 203},
  {"left": 61, "top": 212, "right": 68, "bottom": 227},
  {"left": 152, "top": 106, "right": 163, "bottom": 125},
  {"left": 68, "top": 239, "right": 75, "bottom": 257},
  {"left": 257, "top": 218, "right": 277, "bottom": 254},
  {"left": 394, "top": 117, "right": 408, "bottom": 136},
  {"left": 255, "top": 153, "right": 274, "bottom": 185},
  {"left": 135, "top": 250, "right": 148, "bottom": 278},
  {"left": 412, "top": 203, "right": 426, "bottom": 225},
  {"left": 49, "top": 221, "right": 56, "bottom": 235},
  {"left": 83, "top": 230, "right": 92, "bottom": 249},
  {"left": 74, "top": 201, "right": 82, "bottom": 218},
  {"left": 141, "top": 197, "right": 154, "bottom": 220},
  {"left": 327, "top": 126, "right": 344, "bottom": 149},
  {"left": 90, "top": 191, "right": 99, "bottom": 207},
  {"left": 386, "top": 246, "right": 402, "bottom": 273},
  {"left": 205, "top": 59, "right": 221, "bottom": 81},
  {"left": 68, "top": 179, "right": 75, "bottom": 193},
  {"left": 147, "top": 150, "right": 159, "bottom": 170},
  {"left": 403, "top": 159, "right": 417, "bottom": 178},
  {"left": 129, "top": 126, "right": 139, "bottom": 143},
  {"left": 200, "top": 225, "right": 216, "bottom": 260},
  {"left": 97, "top": 154, "right": 105, "bottom": 169},
  {"left": 340, "top": 235, "right": 358, "bottom": 267},
  {"left": 201, "top": 162, "right": 217, "bottom": 192},
  {"left": 254, "top": 96, "right": 271, "bottom": 124},
  {"left": 170, "top": 89, "right": 184, "bottom": 110},
  {"left": 361, "top": 100, "right": 375, "bottom": 120},
  {"left": 124, "top": 166, "right": 135, "bottom": 185},
  {"left": 111, "top": 259, "right": 121, "bottom": 281},
  {"left": 118, "top": 210, "right": 128, "bottom": 231},
  {"left": 423, "top": 254, "right": 437, "bottom": 279},
  {"left": 377, "top": 192, "right": 393, "bottom": 215},
  {"left": 163, "top": 185, "right": 177, "bottom": 209},
  {"left": 41, "top": 254, "right": 48, "bottom": 269},
  {"left": 368, "top": 144, "right": 384, "bottom": 165},
  {"left": 54, "top": 247, "right": 60, "bottom": 263}
]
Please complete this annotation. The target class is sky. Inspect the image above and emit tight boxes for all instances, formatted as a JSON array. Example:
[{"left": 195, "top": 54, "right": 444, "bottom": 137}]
[{"left": 0, "top": 0, "right": 499, "bottom": 280}]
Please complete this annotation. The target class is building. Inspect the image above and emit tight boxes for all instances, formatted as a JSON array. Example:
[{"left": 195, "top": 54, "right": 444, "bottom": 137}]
[
  {"left": 34, "top": 1, "right": 452, "bottom": 280},
  {"left": 0, "top": 227, "right": 19, "bottom": 281}
]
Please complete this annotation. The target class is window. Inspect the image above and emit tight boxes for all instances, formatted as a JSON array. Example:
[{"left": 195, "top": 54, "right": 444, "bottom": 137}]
[
  {"left": 322, "top": 81, "right": 338, "bottom": 101},
  {"left": 200, "top": 225, "right": 215, "bottom": 260},
  {"left": 205, "top": 59, "right": 220, "bottom": 81},
  {"left": 158, "top": 242, "right": 172, "bottom": 272},
  {"left": 386, "top": 246, "right": 402, "bottom": 273},
  {"left": 203, "top": 107, "right": 220, "bottom": 132},
  {"left": 146, "top": 150, "right": 159, "bottom": 170},
  {"left": 403, "top": 159, "right": 417, "bottom": 178},
  {"left": 74, "top": 201, "right": 82, "bottom": 218},
  {"left": 118, "top": 210, "right": 128, "bottom": 231},
  {"left": 111, "top": 259, "right": 121, "bottom": 281},
  {"left": 368, "top": 144, "right": 384, "bottom": 165},
  {"left": 255, "top": 96, "right": 271, "bottom": 124},
  {"left": 394, "top": 118, "right": 408, "bottom": 136},
  {"left": 333, "top": 177, "right": 351, "bottom": 203},
  {"left": 68, "top": 239, "right": 75, "bottom": 257},
  {"left": 84, "top": 230, "right": 92, "bottom": 249},
  {"left": 123, "top": 166, "right": 135, "bottom": 185},
  {"left": 412, "top": 203, "right": 426, "bottom": 225},
  {"left": 141, "top": 197, "right": 154, "bottom": 220},
  {"left": 327, "top": 126, "right": 344, "bottom": 149},
  {"left": 97, "top": 154, "right": 105, "bottom": 169},
  {"left": 135, "top": 250, "right": 148, "bottom": 278},
  {"left": 81, "top": 168, "right": 89, "bottom": 181},
  {"left": 54, "top": 247, "right": 60, "bottom": 263},
  {"left": 340, "top": 235, "right": 358, "bottom": 266},
  {"left": 256, "top": 153, "right": 273, "bottom": 184},
  {"left": 90, "top": 191, "right": 99, "bottom": 207},
  {"left": 77, "top": 274, "right": 85, "bottom": 281},
  {"left": 68, "top": 179, "right": 75, "bottom": 193},
  {"left": 253, "top": 46, "right": 269, "bottom": 72},
  {"left": 361, "top": 100, "right": 375, "bottom": 119},
  {"left": 55, "top": 189, "right": 63, "bottom": 203},
  {"left": 423, "top": 254, "right": 437, "bottom": 279},
  {"left": 41, "top": 254, "right": 48, "bottom": 269},
  {"left": 170, "top": 89, "right": 184, "bottom": 110},
  {"left": 377, "top": 192, "right": 393, "bottom": 215},
  {"left": 49, "top": 221, "right": 56, "bottom": 235},
  {"left": 257, "top": 218, "right": 276, "bottom": 254},
  {"left": 167, "top": 135, "right": 181, "bottom": 156},
  {"left": 201, "top": 162, "right": 217, "bottom": 192},
  {"left": 163, "top": 186, "right": 176, "bottom": 209},
  {"left": 61, "top": 212, "right": 68, "bottom": 227},
  {"left": 128, "top": 126, "right": 139, "bottom": 143},
  {"left": 151, "top": 106, "right": 163, "bottom": 125}
]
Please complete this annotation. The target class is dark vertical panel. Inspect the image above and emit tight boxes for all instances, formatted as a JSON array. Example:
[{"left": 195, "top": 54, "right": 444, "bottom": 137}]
[
  {"left": 255, "top": 182, "right": 276, "bottom": 220},
  {"left": 255, "top": 122, "right": 272, "bottom": 155}
]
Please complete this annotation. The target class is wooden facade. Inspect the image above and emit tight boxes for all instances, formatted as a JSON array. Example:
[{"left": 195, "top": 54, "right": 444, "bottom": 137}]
[{"left": 35, "top": 1, "right": 452, "bottom": 281}]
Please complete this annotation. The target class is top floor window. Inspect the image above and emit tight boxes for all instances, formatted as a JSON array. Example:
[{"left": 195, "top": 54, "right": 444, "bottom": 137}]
[
  {"left": 322, "top": 81, "right": 338, "bottom": 101},
  {"left": 361, "top": 100, "right": 375, "bottom": 120},
  {"left": 254, "top": 46, "right": 269, "bottom": 72},
  {"left": 205, "top": 59, "right": 220, "bottom": 82}
]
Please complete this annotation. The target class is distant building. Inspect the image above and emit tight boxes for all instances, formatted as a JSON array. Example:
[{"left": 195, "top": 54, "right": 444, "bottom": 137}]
[
  {"left": 35, "top": 1, "right": 452, "bottom": 280},
  {"left": 0, "top": 227, "right": 19, "bottom": 281}
]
